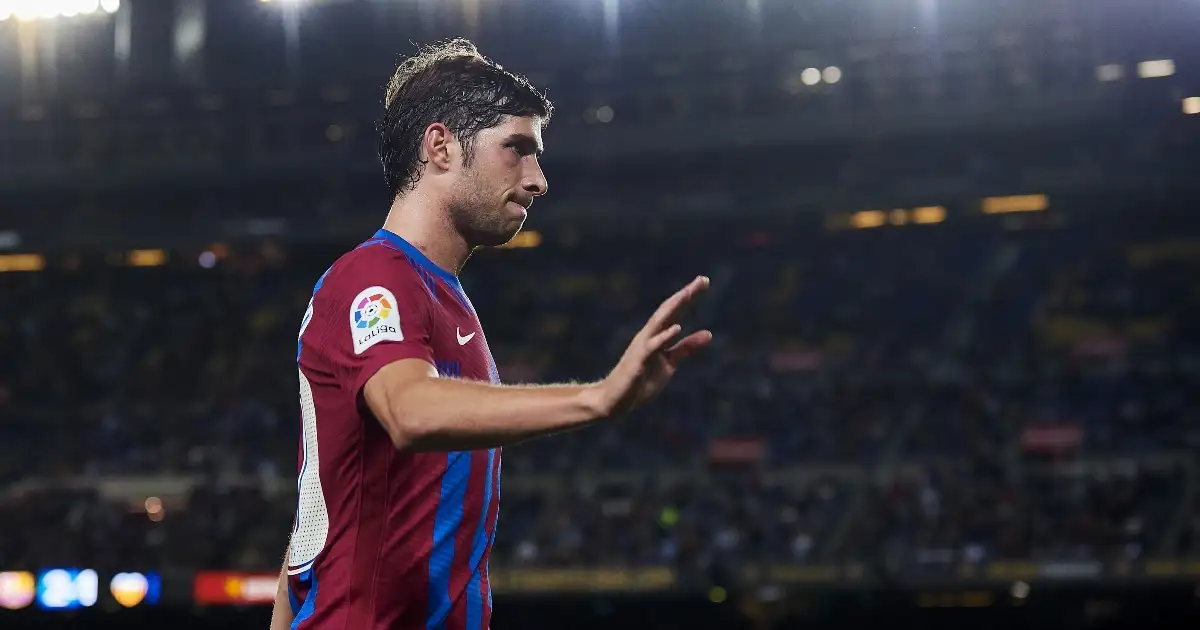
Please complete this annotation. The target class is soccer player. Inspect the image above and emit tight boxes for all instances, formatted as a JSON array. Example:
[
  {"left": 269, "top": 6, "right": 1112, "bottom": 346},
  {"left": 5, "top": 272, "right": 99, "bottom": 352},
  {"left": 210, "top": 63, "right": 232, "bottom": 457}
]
[{"left": 269, "top": 39, "right": 711, "bottom": 630}]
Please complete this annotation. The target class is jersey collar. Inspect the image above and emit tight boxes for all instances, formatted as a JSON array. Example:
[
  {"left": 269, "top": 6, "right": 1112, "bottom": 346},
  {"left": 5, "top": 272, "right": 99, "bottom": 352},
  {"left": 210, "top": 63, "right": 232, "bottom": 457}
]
[{"left": 373, "top": 228, "right": 463, "bottom": 291}]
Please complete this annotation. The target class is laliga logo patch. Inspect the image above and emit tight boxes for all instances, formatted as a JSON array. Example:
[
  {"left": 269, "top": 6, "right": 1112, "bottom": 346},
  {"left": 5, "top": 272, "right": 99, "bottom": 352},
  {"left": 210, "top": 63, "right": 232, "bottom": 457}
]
[
  {"left": 110, "top": 573, "right": 148, "bottom": 608},
  {"left": 350, "top": 286, "right": 404, "bottom": 355}
]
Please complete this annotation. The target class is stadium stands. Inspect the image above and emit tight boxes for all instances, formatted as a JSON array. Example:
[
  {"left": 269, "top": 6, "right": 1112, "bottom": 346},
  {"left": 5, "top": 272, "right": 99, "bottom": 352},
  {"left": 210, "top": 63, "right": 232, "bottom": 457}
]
[{"left": 2, "top": 197, "right": 1197, "bottom": 576}]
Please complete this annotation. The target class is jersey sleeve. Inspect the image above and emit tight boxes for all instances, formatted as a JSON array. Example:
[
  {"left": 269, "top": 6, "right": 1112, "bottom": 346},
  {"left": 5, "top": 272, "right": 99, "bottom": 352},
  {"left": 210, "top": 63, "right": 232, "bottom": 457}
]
[{"left": 315, "top": 251, "right": 437, "bottom": 399}]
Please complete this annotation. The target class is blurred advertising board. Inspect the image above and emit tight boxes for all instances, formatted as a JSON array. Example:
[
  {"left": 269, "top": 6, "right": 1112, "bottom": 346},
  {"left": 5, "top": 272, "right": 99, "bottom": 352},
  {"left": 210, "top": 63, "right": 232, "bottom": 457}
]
[
  {"left": 36, "top": 569, "right": 98, "bottom": 610},
  {"left": 490, "top": 567, "right": 676, "bottom": 594},
  {"left": 0, "top": 572, "right": 36, "bottom": 610},
  {"left": 194, "top": 572, "right": 279, "bottom": 605},
  {"left": 195, "top": 568, "right": 677, "bottom": 601},
  {"left": 708, "top": 437, "right": 765, "bottom": 466},
  {"left": 180, "top": 558, "right": 1200, "bottom": 606},
  {"left": 0, "top": 570, "right": 161, "bottom": 610},
  {"left": 109, "top": 572, "right": 162, "bottom": 608},
  {"left": 1020, "top": 424, "right": 1082, "bottom": 453}
]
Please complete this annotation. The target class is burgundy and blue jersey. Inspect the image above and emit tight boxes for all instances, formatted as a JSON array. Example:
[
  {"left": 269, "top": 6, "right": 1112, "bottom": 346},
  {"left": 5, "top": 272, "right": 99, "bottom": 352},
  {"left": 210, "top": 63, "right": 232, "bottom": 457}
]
[{"left": 287, "top": 228, "right": 501, "bottom": 630}]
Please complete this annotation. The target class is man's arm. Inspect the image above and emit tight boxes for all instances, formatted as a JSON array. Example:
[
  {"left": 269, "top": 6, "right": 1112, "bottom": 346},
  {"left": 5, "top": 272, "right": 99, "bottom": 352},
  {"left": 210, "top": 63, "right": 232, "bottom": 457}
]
[
  {"left": 363, "top": 276, "right": 711, "bottom": 452},
  {"left": 269, "top": 551, "right": 292, "bottom": 630},
  {"left": 364, "top": 360, "right": 600, "bottom": 450}
]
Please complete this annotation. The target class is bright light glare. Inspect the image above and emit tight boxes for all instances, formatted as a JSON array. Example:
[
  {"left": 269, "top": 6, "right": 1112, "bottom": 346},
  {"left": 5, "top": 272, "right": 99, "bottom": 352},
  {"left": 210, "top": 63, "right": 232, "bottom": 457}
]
[
  {"left": 1184, "top": 97, "right": 1200, "bottom": 116},
  {"left": 14, "top": 2, "right": 54, "bottom": 21},
  {"left": 1137, "top": 59, "right": 1175, "bottom": 79},
  {"left": 823, "top": 66, "right": 842, "bottom": 84},
  {"left": 0, "top": 0, "right": 116, "bottom": 20},
  {"left": 800, "top": 68, "right": 821, "bottom": 86},
  {"left": 66, "top": 0, "right": 98, "bottom": 17},
  {"left": 1095, "top": 64, "right": 1123, "bottom": 82}
]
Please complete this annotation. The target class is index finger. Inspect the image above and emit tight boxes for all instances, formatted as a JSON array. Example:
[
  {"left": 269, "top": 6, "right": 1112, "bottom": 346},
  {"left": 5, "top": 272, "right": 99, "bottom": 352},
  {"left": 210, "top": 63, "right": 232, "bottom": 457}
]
[{"left": 643, "top": 275, "right": 709, "bottom": 334}]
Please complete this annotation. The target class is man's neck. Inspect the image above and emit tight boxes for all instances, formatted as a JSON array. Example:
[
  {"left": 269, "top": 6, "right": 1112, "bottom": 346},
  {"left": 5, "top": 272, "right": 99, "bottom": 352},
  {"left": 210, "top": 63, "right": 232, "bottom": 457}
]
[{"left": 381, "top": 194, "right": 470, "bottom": 276}]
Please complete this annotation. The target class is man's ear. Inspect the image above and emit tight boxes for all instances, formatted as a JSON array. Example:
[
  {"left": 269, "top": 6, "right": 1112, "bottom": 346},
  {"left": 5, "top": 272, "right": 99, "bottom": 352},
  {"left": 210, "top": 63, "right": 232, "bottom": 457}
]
[{"left": 422, "top": 123, "right": 455, "bottom": 172}]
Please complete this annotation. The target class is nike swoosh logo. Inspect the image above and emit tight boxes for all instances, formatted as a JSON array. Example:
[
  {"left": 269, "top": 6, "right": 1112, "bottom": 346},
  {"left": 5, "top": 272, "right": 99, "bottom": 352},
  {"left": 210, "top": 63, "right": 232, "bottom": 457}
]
[{"left": 457, "top": 328, "right": 476, "bottom": 345}]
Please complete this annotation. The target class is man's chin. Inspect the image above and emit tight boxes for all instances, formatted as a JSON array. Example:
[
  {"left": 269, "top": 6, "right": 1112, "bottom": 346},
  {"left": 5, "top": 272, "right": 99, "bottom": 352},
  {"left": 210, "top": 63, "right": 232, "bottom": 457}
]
[{"left": 474, "top": 224, "right": 525, "bottom": 249}]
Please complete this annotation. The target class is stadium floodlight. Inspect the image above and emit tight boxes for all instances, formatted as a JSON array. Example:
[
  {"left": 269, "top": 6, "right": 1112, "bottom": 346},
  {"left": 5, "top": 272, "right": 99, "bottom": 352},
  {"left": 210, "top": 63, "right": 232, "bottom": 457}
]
[
  {"left": 1137, "top": 59, "right": 1175, "bottom": 79},
  {"left": 1095, "top": 64, "right": 1124, "bottom": 82},
  {"left": 12, "top": 0, "right": 56, "bottom": 20},
  {"left": 62, "top": 0, "right": 97, "bottom": 17},
  {"left": 12, "top": 2, "right": 53, "bottom": 21},
  {"left": 0, "top": 0, "right": 117, "bottom": 21}
]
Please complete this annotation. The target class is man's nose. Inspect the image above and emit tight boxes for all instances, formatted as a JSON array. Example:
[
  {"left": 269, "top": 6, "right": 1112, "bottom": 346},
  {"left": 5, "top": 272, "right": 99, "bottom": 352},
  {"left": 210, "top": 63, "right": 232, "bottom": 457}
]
[{"left": 522, "top": 161, "right": 548, "bottom": 197}]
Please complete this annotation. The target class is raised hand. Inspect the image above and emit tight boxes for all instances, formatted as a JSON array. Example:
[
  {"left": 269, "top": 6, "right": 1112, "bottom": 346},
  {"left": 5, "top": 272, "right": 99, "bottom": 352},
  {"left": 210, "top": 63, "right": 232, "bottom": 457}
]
[{"left": 587, "top": 275, "right": 713, "bottom": 418}]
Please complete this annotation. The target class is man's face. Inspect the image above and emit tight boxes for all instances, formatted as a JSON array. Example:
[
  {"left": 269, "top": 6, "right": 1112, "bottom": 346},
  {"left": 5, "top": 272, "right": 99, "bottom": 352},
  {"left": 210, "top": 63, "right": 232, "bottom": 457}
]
[{"left": 447, "top": 115, "right": 548, "bottom": 248}]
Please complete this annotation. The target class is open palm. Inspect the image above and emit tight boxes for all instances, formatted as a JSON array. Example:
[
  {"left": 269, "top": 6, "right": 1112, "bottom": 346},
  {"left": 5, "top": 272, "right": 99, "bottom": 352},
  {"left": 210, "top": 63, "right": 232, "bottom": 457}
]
[{"left": 591, "top": 276, "right": 713, "bottom": 418}]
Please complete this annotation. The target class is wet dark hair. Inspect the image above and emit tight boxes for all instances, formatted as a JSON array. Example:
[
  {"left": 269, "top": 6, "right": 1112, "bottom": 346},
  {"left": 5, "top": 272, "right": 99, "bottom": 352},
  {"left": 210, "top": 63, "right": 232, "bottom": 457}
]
[{"left": 378, "top": 38, "right": 553, "bottom": 197}]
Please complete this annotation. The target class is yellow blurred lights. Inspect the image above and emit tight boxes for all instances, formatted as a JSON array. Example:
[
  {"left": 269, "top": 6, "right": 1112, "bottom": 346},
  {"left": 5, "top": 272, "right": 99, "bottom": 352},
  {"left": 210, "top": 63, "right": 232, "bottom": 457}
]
[
  {"left": 850, "top": 210, "right": 887, "bottom": 229},
  {"left": 983, "top": 194, "right": 1048, "bottom": 214},
  {"left": 128, "top": 249, "right": 167, "bottom": 267},
  {"left": 1184, "top": 97, "right": 1200, "bottom": 116},
  {"left": 498, "top": 230, "right": 542, "bottom": 249},
  {"left": 846, "top": 205, "right": 945, "bottom": 229},
  {"left": 913, "top": 206, "right": 947, "bottom": 224},
  {"left": 0, "top": 253, "right": 45, "bottom": 272}
]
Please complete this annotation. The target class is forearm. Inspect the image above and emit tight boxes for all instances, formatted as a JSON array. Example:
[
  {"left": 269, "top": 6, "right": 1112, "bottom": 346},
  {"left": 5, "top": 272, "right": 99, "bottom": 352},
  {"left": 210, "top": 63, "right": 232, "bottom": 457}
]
[
  {"left": 374, "top": 372, "right": 606, "bottom": 451},
  {"left": 269, "top": 562, "right": 292, "bottom": 630}
]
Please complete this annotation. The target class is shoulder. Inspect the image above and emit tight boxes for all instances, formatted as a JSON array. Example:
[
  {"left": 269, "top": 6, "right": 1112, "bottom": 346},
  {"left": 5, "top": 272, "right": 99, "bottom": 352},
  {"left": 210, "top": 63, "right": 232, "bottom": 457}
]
[
  {"left": 302, "top": 242, "right": 437, "bottom": 359},
  {"left": 320, "top": 241, "right": 434, "bottom": 305},
  {"left": 307, "top": 242, "right": 436, "bottom": 342}
]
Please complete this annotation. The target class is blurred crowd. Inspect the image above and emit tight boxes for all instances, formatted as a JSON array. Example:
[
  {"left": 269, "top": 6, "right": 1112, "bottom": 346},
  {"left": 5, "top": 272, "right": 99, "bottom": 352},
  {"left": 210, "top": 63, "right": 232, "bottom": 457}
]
[{"left": 0, "top": 201, "right": 1197, "bottom": 574}]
